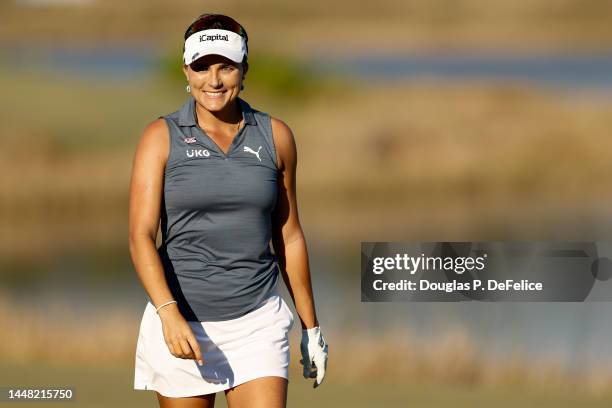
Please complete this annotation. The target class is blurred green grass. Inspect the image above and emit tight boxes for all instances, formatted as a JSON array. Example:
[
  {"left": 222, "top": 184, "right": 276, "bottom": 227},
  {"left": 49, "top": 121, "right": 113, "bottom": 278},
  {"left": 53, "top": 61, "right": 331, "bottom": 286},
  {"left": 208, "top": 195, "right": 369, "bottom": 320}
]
[
  {"left": 2, "top": 290, "right": 612, "bottom": 404},
  {"left": 2, "top": 361, "right": 612, "bottom": 408},
  {"left": 157, "top": 49, "right": 343, "bottom": 101}
]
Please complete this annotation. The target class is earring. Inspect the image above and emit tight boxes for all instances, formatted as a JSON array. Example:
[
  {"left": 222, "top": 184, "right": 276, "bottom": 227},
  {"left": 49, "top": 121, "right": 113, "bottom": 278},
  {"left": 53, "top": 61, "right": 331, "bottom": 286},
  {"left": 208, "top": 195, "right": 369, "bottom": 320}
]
[{"left": 185, "top": 84, "right": 191, "bottom": 93}]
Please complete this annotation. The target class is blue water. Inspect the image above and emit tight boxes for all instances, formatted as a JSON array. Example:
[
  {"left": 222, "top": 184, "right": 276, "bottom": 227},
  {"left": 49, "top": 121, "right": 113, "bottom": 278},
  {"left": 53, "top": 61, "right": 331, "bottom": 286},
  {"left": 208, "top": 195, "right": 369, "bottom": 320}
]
[
  {"left": 3, "top": 44, "right": 612, "bottom": 90},
  {"left": 312, "top": 51, "right": 612, "bottom": 90},
  {"left": 1, "top": 43, "right": 159, "bottom": 80}
]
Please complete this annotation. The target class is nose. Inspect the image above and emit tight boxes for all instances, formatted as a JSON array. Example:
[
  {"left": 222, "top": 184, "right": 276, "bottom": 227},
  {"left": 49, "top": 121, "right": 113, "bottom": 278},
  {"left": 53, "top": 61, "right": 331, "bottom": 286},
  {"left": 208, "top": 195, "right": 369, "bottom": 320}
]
[{"left": 208, "top": 68, "right": 222, "bottom": 88}]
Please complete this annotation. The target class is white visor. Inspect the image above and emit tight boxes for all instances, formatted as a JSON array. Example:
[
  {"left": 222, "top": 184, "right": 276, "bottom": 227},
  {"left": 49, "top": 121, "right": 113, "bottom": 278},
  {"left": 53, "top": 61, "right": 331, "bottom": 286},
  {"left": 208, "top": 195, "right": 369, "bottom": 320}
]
[{"left": 183, "top": 29, "right": 247, "bottom": 65}]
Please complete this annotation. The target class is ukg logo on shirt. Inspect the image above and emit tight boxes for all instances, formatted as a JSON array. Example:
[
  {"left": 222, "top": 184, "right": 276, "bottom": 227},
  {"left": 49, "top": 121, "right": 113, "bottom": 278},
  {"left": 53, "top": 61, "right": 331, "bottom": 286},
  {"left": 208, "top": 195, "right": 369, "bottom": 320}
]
[{"left": 186, "top": 149, "right": 210, "bottom": 158}]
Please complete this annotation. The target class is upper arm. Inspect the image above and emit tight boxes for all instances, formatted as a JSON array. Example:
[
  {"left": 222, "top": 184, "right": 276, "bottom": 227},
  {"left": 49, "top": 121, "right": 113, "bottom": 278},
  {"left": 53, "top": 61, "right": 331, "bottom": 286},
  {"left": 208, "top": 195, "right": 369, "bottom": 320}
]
[
  {"left": 128, "top": 118, "right": 169, "bottom": 241},
  {"left": 270, "top": 116, "right": 303, "bottom": 245}
]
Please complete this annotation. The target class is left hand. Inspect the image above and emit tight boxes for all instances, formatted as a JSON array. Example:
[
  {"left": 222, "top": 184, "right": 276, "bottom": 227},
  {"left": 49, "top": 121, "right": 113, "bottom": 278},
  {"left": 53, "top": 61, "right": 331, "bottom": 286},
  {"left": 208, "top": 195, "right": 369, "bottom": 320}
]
[{"left": 299, "top": 326, "right": 328, "bottom": 388}]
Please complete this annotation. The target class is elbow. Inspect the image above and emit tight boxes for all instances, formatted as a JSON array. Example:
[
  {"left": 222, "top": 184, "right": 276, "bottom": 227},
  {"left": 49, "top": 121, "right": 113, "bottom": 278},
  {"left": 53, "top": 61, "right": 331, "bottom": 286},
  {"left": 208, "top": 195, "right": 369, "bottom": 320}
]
[
  {"left": 281, "top": 230, "right": 306, "bottom": 248},
  {"left": 128, "top": 230, "right": 156, "bottom": 254}
]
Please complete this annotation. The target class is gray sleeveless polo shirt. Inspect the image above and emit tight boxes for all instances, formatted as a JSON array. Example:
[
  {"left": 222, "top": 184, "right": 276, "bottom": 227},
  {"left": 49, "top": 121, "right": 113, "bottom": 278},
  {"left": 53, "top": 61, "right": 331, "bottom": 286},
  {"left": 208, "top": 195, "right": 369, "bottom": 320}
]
[{"left": 153, "top": 94, "right": 280, "bottom": 322}]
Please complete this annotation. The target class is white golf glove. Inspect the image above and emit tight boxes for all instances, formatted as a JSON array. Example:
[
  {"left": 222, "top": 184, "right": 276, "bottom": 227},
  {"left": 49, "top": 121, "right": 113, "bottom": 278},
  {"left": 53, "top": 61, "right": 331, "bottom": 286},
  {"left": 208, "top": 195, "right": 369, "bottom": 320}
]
[{"left": 299, "top": 326, "right": 328, "bottom": 388}]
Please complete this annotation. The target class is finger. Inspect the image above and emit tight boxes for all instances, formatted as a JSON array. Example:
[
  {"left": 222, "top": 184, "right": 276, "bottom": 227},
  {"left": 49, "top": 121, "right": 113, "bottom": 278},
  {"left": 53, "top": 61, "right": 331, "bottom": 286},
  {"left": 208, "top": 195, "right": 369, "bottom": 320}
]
[
  {"left": 166, "top": 341, "right": 178, "bottom": 357},
  {"left": 171, "top": 339, "right": 186, "bottom": 358},
  {"left": 187, "top": 335, "right": 204, "bottom": 366},
  {"left": 309, "top": 368, "right": 318, "bottom": 378},
  {"left": 307, "top": 359, "right": 317, "bottom": 378},
  {"left": 301, "top": 356, "right": 312, "bottom": 378},
  {"left": 314, "top": 356, "right": 326, "bottom": 386},
  {"left": 162, "top": 329, "right": 178, "bottom": 356},
  {"left": 178, "top": 338, "right": 193, "bottom": 358}
]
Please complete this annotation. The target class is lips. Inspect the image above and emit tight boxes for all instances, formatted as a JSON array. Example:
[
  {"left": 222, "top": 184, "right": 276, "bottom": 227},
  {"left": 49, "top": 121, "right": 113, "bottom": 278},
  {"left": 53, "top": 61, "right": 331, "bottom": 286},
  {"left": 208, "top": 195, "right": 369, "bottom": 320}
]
[{"left": 204, "top": 90, "right": 225, "bottom": 98}]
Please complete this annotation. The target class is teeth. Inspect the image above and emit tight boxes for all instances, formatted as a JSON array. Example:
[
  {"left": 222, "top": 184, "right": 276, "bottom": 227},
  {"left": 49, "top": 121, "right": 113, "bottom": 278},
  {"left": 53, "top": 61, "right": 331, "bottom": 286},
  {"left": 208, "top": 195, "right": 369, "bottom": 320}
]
[{"left": 205, "top": 91, "right": 223, "bottom": 97}]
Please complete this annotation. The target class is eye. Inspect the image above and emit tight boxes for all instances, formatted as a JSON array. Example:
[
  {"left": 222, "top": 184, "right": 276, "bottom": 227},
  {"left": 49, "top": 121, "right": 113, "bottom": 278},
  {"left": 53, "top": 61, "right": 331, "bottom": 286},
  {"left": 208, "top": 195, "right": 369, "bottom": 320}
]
[
  {"left": 190, "top": 61, "right": 209, "bottom": 72},
  {"left": 222, "top": 64, "right": 235, "bottom": 71}
]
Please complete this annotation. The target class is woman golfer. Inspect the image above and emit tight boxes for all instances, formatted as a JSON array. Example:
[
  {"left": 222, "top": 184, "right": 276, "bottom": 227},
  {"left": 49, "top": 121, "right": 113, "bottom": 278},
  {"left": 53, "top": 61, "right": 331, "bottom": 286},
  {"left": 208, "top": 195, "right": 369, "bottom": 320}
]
[{"left": 128, "top": 13, "right": 328, "bottom": 407}]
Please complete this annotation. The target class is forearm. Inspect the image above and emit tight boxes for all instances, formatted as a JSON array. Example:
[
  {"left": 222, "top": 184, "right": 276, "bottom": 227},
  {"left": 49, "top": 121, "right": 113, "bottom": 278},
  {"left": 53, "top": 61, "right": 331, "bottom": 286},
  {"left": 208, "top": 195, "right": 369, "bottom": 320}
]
[
  {"left": 128, "top": 234, "right": 179, "bottom": 314},
  {"left": 279, "top": 235, "right": 319, "bottom": 329}
]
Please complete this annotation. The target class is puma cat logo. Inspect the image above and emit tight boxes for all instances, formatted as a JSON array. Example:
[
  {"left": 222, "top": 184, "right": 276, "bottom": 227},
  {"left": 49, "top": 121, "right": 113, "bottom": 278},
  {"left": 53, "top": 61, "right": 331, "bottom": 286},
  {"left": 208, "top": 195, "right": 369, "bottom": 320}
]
[{"left": 243, "top": 145, "right": 262, "bottom": 162}]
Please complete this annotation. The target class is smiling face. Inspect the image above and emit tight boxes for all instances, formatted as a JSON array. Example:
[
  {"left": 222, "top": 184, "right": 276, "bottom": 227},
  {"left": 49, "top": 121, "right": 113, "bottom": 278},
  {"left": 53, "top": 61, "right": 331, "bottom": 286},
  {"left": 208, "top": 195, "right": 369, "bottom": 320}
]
[{"left": 183, "top": 54, "right": 248, "bottom": 114}]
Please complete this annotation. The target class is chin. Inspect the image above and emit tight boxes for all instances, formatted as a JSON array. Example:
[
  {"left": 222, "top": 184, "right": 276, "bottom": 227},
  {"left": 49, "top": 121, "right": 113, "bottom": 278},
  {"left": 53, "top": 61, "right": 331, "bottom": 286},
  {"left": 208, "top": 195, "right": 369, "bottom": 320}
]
[
  {"left": 198, "top": 94, "right": 235, "bottom": 111},
  {"left": 202, "top": 102, "right": 225, "bottom": 112}
]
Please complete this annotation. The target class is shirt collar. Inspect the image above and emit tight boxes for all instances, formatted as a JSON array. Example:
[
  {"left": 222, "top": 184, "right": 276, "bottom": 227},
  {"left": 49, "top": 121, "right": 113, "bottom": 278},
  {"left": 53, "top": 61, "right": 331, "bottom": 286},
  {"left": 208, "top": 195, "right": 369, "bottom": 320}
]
[{"left": 177, "top": 94, "right": 256, "bottom": 127}]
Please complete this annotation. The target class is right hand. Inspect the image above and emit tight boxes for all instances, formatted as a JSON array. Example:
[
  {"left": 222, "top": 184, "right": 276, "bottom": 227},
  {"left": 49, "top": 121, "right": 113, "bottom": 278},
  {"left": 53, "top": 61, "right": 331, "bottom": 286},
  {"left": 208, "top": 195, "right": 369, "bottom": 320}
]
[{"left": 157, "top": 304, "right": 204, "bottom": 366}]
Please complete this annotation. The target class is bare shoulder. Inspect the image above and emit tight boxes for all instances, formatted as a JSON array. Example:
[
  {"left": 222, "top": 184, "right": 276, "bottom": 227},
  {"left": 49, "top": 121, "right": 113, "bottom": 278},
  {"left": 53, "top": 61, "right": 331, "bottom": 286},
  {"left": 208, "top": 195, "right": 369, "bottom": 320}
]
[
  {"left": 134, "top": 117, "right": 169, "bottom": 166},
  {"left": 270, "top": 116, "right": 297, "bottom": 171},
  {"left": 129, "top": 117, "right": 169, "bottom": 238}
]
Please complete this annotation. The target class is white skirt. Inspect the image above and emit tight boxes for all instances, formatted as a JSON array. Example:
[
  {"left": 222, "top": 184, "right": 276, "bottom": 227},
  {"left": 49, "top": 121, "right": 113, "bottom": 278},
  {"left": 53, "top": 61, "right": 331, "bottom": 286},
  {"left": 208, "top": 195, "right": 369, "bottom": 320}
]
[{"left": 133, "top": 289, "right": 295, "bottom": 397}]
